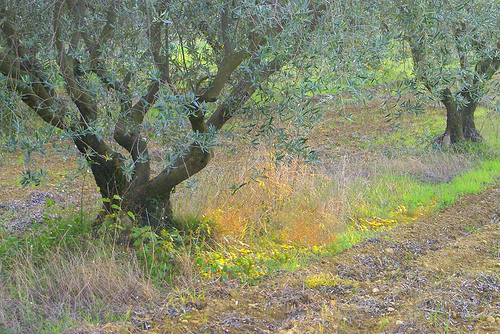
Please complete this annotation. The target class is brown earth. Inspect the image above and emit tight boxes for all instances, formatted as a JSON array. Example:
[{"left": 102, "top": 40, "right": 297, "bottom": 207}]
[{"left": 81, "top": 184, "right": 500, "bottom": 334}]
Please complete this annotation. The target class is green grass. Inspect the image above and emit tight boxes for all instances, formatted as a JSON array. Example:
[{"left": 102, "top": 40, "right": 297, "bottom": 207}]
[{"left": 353, "top": 157, "right": 500, "bottom": 221}]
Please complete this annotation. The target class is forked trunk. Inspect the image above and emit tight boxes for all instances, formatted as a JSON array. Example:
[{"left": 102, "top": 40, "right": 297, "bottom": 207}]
[
  {"left": 90, "top": 145, "right": 213, "bottom": 229},
  {"left": 435, "top": 88, "right": 481, "bottom": 145}
]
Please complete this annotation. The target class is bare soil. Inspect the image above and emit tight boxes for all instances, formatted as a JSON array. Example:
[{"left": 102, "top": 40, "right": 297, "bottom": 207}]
[
  {"left": 0, "top": 149, "right": 99, "bottom": 230},
  {"left": 79, "top": 185, "right": 500, "bottom": 334}
]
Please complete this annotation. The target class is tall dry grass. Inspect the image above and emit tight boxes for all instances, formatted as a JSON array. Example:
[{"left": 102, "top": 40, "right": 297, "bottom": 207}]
[
  {"left": 173, "top": 146, "right": 342, "bottom": 246},
  {"left": 172, "top": 134, "right": 485, "bottom": 247},
  {"left": 0, "top": 243, "right": 157, "bottom": 333}
]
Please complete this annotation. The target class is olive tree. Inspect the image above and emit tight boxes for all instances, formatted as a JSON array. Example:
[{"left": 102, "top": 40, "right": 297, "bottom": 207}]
[
  {"left": 0, "top": 0, "right": 344, "bottom": 227},
  {"left": 385, "top": 0, "right": 500, "bottom": 144}
]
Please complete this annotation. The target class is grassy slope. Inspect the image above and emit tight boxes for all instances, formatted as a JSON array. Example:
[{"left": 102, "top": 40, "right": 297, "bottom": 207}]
[{"left": 1, "top": 90, "right": 500, "bottom": 332}]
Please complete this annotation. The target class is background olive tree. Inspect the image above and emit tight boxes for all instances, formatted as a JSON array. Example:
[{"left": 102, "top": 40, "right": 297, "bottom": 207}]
[
  {"left": 0, "top": 0, "right": 360, "bottom": 227},
  {"left": 381, "top": 0, "right": 500, "bottom": 145}
]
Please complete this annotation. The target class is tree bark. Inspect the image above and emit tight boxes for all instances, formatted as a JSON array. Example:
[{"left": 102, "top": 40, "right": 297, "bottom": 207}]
[
  {"left": 462, "top": 105, "right": 481, "bottom": 142},
  {"left": 440, "top": 88, "right": 464, "bottom": 145},
  {"left": 435, "top": 89, "right": 482, "bottom": 145}
]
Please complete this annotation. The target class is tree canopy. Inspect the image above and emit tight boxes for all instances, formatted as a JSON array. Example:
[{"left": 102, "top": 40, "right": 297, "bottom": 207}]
[
  {"left": 1, "top": 0, "right": 498, "bottom": 228},
  {"left": 0, "top": 0, "right": 368, "bottom": 226}
]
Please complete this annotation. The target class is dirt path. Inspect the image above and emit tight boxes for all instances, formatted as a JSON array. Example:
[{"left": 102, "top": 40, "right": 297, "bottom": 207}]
[{"left": 110, "top": 185, "right": 500, "bottom": 334}]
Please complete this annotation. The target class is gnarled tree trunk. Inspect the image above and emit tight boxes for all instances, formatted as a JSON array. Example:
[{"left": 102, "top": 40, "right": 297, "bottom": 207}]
[{"left": 435, "top": 87, "right": 482, "bottom": 146}]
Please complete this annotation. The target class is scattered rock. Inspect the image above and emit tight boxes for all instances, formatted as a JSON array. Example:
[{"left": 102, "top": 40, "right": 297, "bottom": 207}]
[
  {"left": 0, "top": 191, "right": 65, "bottom": 231},
  {"left": 387, "top": 307, "right": 395, "bottom": 312},
  {"left": 372, "top": 288, "right": 380, "bottom": 294},
  {"left": 395, "top": 320, "right": 404, "bottom": 326},
  {"left": 385, "top": 248, "right": 394, "bottom": 255}
]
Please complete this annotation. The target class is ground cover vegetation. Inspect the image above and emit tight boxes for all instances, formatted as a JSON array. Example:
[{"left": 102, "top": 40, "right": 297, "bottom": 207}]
[{"left": 1, "top": 0, "right": 500, "bottom": 332}]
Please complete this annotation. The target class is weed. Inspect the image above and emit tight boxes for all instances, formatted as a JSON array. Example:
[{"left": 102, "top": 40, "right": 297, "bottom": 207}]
[
  {"left": 464, "top": 225, "right": 477, "bottom": 234},
  {"left": 378, "top": 316, "right": 390, "bottom": 331},
  {"left": 196, "top": 242, "right": 325, "bottom": 284},
  {"left": 129, "top": 218, "right": 212, "bottom": 282}
]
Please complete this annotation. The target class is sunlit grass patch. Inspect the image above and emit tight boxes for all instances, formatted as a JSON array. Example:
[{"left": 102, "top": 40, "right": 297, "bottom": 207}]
[
  {"left": 375, "top": 58, "right": 413, "bottom": 85},
  {"left": 350, "top": 154, "right": 500, "bottom": 233},
  {"left": 174, "top": 148, "right": 342, "bottom": 247},
  {"left": 196, "top": 241, "right": 326, "bottom": 284}
]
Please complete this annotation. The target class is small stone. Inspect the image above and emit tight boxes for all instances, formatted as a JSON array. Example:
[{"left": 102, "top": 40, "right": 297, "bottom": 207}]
[
  {"left": 395, "top": 320, "right": 404, "bottom": 326},
  {"left": 372, "top": 288, "right": 380, "bottom": 294},
  {"left": 181, "top": 319, "right": 189, "bottom": 324},
  {"left": 451, "top": 311, "right": 458, "bottom": 319},
  {"left": 385, "top": 248, "right": 394, "bottom": 255},
  {"left": 387, "top": 307, "right": 395, "bottom": 312},
  {"left": 486, "top": 316, "right": 496, "bottom": 324}
]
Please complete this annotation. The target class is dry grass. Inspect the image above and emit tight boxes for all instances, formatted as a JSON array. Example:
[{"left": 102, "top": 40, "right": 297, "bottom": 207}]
[
  {"left": 172, "top": 134, "right": 483, "bottom": 248},
  {"left": 0, "top": 243, "right": 158, "bottom": 333},
  {"left": 173, "top": 147, "right": 343, "bottom": 246},
  {"left": 169, "top": 100, "right": 496, "bottom": 248}
]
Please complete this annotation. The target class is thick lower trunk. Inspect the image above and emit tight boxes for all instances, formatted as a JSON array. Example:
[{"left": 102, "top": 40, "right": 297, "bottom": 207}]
[
  {"left": 120, "top": 189, "right": 174, "bottom": 228},
  {"left": 436, "top": 89, "right": 481, "bottom": 145},
  {"left": 73, "top": 134, "right": 131, "bottom": 219},
  {"left": 441, "top": 88, "right": 464, "bottom": 144},
  {"left": 96, "top": 146, "right": 213, "bottom": 229},
  {"left": 462, "top": 104, "right": 482, "bottom": 142},
  {"left": 445, "top": 103, "right": 464, "bottom": 144}
]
